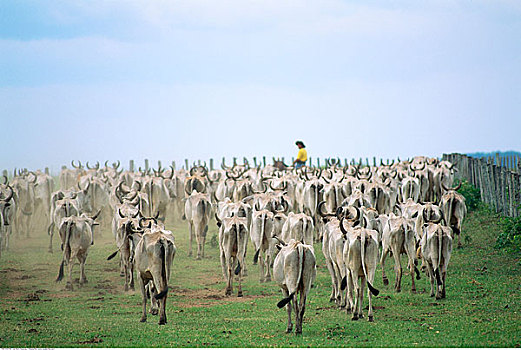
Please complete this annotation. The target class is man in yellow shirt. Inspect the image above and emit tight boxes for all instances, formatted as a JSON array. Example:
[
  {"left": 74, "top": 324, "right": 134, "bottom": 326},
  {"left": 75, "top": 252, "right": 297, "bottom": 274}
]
[{"left": 293, "top": 141, "right": 307, "bottom": 169}]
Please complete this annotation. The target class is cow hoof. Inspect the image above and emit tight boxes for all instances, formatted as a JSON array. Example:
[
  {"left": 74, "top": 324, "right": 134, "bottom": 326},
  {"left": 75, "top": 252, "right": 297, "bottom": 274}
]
[
  {"left": 151, "top": 309, "right": 159, "bottom": 315},
  {"left": 395, "top": 288, "right": 401, "bottom": 293},
  {"left": 286, "top": 326, "right": 293, "bottom": 333},
  {"left": 66, "top": 283, "right": 73, "bottom": 291},
  {"left": 259, "top": 278, "right": 264, "bottom": 283},
  {"left": 159, "top": 319, "right": 166, "bottom": 325},
  {"left": 140, "top": 317, "right": 147, "bottom": 323},
  {"left": 196, "top": 256, "right": 201, "bottom": 260},
  {"left": 383, "top": 277, "right": 389, "bottom": 286},
  {"left": 265, "top": 277, "right": 271, "bottom": 282},
  {"left": 411, "top": 289, "right": 417, "bottom": 294},
  {"left": 352, "top": 315, "right": 359, "bottom": 321},
  {"left": 296, "top": 329, "right": 302, "bottom": 335},
  {"left": 368, "top": 316, "right": 374, "bottom": 322},
  {"left": 225, "top": 290, "right": 232, "bottom": 296},
  {"left": 120, "top": 272, "right": 125, "bottom": 277},
  {"left": 48, "top": 248, "right": 53, "bottom": 254},
  {"left": 237, "top": 291, "right": 243, "bottom": 297},
  {"left": 329, "top": 297, "right": 336, "bottom": 302},
  {"left": 124, "top": 285, "right": 129, "bottom": 291},
  {"left": 188, "top": 252, "right": 192, "bottom": 257},
  {"left": 435, "top": 295, "right": 442, "bottom": 300}
]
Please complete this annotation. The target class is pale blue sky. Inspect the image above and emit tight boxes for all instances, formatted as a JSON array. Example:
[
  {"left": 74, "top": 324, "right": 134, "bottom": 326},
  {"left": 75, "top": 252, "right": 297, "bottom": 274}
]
[{"left": 1, "top": 1, "right": 520, "bottom": 173}]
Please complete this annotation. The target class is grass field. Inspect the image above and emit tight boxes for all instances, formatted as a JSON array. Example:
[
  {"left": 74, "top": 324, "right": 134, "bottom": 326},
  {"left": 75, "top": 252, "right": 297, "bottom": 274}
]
[{"left": 0, "top": 207, "right": 520, "bottom": 348}]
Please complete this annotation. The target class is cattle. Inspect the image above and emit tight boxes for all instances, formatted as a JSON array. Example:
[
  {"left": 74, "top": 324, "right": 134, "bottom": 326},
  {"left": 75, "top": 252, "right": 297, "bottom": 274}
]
[
  {"left": 107, "top": 212, "right": 149, "bottom": 291},
  {"left": 281, "top": 212, "right": 314, "bottom": 246},
  {"left": 0, "top": 181, "right": 15, "bottom": 255},
  {"left": 319, "top": 208, "right": 347, "bottom": 308},
  {"left": 134, "top": 220, "right": 176, "bottom": 325},
  {"left": 250, "top": 209, "right": 276, "bottom": 282},
  {"left": 48, "top": 194, "right": 81, "bottom": 253},
  {"left": 380, "top": 213, "right": 420, "bottom": 292},
  {"left": 273, "top": 238, "right": 316, "bottom": 334},
  {"left": 420, "top": 222, "right": 453, "bottom": 299},
  {"left": 216, "top": 215, "right": 249, "bottom": 296},
  {"left": 55, "top": 212, "right": 100, "bottom": 290},
  {"left": 340, "top": 217, "right": 380, "bottom": 322},
  {"left": 33, "top": 170, "right": 55, "bottom": 229},
  {"left": 11, "top": 171, "right": 37, "bottom": 238},
  {"left": 440, "top": 183, "right": 467, "bottom": 248},
  {"left": 184, "top": 191, "right": 212, "bottom": 259}
]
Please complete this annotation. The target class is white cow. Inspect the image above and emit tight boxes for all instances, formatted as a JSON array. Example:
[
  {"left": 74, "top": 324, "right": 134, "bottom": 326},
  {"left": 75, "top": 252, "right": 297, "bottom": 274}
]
[
  {"left": 420, "top": 223, "right": 453, "bottom": 299},
  {"left": 273, "top": 238, "right": 316, "bottom": 334}
]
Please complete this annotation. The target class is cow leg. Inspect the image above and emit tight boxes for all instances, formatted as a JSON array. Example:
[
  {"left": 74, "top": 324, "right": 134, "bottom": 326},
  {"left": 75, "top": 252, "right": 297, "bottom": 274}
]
[
  {"left": 345, "top": 271, "right": 355, "bottom": 313},
  {"left": 119, "top": 256, "right": 125, "bottom": 277},
  {"left": 188, "top": 222, "right": 193, "bottom": 257},
  {"left": 129, "top": 260, "right": 135, "bottom": 291},
  {"left": 408, "top": 257, "right": 416, "bottom": 293},
  {"left": 139, "top": 276, "right": 147, "bottom": 322},
  {"left": 324, "top": 256, "right": 337, "bottom": 302},
  {"left": 48, "top": 222, "right": 54, "bottom": 253},
  {"left": 259, "top": 255, "right": 265, "bottom": 283},
  {"left": 380, "top": 248, "right": 389, "bottom": 286},
  {"left": 296, "top": 293, "right": 306, "bottom": 334},
  {"left": 79, "top": 253, "right": 87, "bottom": 286},
  {"left": 351, "top": 273, "right": 360, "bottom": 320},
  {"left": 358, "top": 275, "right": 366, "bottom": 319},
  {"left": 426, "top": 264, "right": 436, "bottom": 297},
  {"left": 237, "top": 260, "right": 243, "bottom": 297},
  {"left": 66, "top": 255, "right": 75, "bottom": 291},
  {"left": 220, "top": 249, "right": 227, "bottom": 280},
  {"left": 281, "top": 289, "right": 293, "bottom": 333},
  {"left": 441, "top": 270, "right": 447, "bottom": 299},
  {"left": 225, "top": 262, "right": 233, "bottom": 296},
  {"left": 264, "top": 252, "right": 272, "bottom": 282},
  {"left": 392, "top": 247, "right": 402, "bottom": 293},
  {"left": 158, "top": 294, "right": 167, "bottom": 325},
  {"left": 149, "top": 284, "right": 159, "bottom": 315}
]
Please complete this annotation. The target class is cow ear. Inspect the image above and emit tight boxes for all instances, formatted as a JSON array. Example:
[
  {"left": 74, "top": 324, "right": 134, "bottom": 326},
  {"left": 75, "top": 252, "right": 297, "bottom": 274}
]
[
  {"left": 276, "top": 244, "right": 283, "bottom": 251},
  {"left": 412, "top": 211, "right": 418, "bottom": 218}
]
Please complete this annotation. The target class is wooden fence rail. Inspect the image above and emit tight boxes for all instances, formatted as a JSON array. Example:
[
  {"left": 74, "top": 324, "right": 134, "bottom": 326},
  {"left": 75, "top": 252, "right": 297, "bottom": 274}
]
[{"left": 443, "top": 153, "right": 521, "bottom": 217}]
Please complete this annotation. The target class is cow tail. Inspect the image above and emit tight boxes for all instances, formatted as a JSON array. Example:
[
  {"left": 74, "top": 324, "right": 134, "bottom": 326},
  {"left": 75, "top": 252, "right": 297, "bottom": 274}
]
[
  {"left": 56, "top": 221, "right": 72, "bottom": 282},
  {"left": 361, "top": 232, "right": 379, "bottom": 296},
  {"left": 253, "top": 212, "right": 265, "bottom": 265},
  {"left": 446, "top": 196, "right": 454, "bottom": 231},
  {"left": 154, "top": 240, "right": 169, "bottom": 299},
  {"left": 434, "top": 228, "right": 443, "bottom": 286},
  {"left": 277, "top": 244, "right": 304, "bottom": 308}
]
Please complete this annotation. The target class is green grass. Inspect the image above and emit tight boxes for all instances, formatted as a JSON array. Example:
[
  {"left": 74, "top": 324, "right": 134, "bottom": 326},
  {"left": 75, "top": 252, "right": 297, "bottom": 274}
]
[{"left": 0, "top": 207, "right": 520, "bottom": 348}]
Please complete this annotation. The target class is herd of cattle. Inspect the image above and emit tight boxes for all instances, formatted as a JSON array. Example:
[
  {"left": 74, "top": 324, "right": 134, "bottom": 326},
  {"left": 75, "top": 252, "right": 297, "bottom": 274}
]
[{"left": 0, "top": 156, "right": 467, "bottom": 334}]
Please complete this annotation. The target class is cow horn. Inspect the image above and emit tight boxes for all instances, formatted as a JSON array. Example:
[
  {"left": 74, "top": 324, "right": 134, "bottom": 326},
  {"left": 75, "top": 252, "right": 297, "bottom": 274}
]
[
  {"left": 27, "top": 171, "right": 37, "bottom": 183},
  {"left": 0, "top": 184, "right": 14, "bottom": 202},
  {"left": 134, "top": 180, "right": 142, "bottom": 192},
  {"left": 318, "top": 201, "right": 334, "bottom": 218},
  {"left": 2, "top": 175, "right": 8, "bottom": 185},
  {"left": 118, "top": 208, "right": 125, "bottom": 218},
  {"left": 114, "top": 160, "right": 120, "bottom": 170},
  {"left": 71, "top": 160, "right": 82, "bottom": 169},
  {"left": 91, "top": 209, "right": 102, "bottom": 221},
  {"left": 214, "top": 213, "right": 222, "bottom": 227},
  {"left": 272, "top": 235, "right": 287, "bottom": 246},
  {"left": 86, "top": 161, "right": 93, "bottom": 169},
  {"left": 104, "top": 160, "right": 109, "bottom": 168},
  {"left": 131, "top": 210, "right": 139, "bottom": 218},
  {"left": 117, "top": 181, "right": 130, "bottom": 194},
  {"left": 339, "top": 217, "right": 349, "bottom": 236},
  {"left": 168, "top": 166, "right": 175, "bottom": 180}
]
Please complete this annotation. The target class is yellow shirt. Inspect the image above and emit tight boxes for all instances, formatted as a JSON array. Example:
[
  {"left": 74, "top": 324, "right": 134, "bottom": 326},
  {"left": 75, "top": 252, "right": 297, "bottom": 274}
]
[{"left": 297, "top": 148, "right": 307, "bottom": 162}]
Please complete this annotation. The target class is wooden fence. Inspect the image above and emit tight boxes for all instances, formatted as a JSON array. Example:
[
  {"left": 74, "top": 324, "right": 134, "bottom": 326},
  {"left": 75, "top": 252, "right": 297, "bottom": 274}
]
[{"left": 442, "top": 153, "right": 521, "bottom": 217}]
